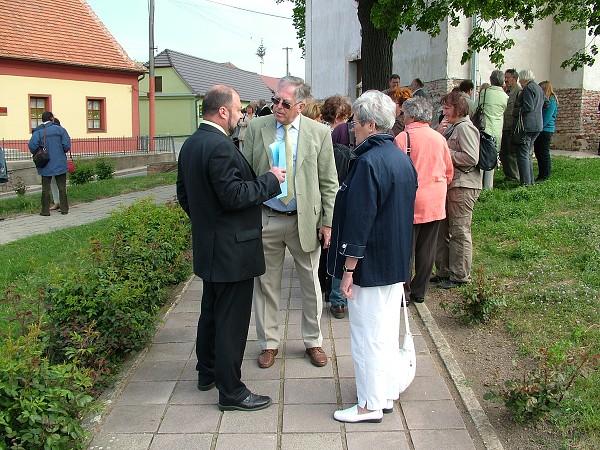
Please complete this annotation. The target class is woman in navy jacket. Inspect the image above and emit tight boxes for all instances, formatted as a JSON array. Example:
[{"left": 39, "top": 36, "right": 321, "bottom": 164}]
[
  {"left": 328, "top": 90, "right": 417, "bottom": 423},
  {"left": 28, "top": 111, "right": 71, "bottom": 215}
]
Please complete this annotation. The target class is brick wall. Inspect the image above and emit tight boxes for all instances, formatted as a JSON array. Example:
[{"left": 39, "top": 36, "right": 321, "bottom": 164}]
[{"left": 553, "top": 88, "right": 599, "bottom": 152}]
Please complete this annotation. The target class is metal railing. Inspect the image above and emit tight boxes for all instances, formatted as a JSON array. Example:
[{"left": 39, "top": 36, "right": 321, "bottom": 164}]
[{"left": 1, "top": 135, "right": 177, "bottom": 161}]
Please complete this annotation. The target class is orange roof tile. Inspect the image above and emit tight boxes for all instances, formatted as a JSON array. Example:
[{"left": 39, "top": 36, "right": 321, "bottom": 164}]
[{"left": 0, "top": 0, "right": 143, "bottom": 72}]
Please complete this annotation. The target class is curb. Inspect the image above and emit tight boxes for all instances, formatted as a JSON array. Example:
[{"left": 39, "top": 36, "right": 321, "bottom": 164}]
[
  {"left": 83, "top": 273, "right": 196, "bottom": 440},
  {"left": 415, "top": 302, "right": 505, "bottom": 450}
]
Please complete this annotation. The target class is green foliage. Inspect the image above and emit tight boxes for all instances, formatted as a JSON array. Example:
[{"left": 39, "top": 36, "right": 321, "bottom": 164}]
[
  {"left": 95, "top": 159, "right": 114, "bottom": 180},
  {"left": 484, "top": 348, "right": 600, "bottom": 424},
  {"left": 275, "top": 0, "right": 306, "bottom": 55},
  {"left": 44, "top": 199, "right": 191, "bottom": 381},
  {"left": 441, "top": 266, "right": 506, "bottom": 324},
  {"left": 0, "top": 327, "right": 94, "bottom": 449},
  {"left": 68, "top": 161, "right": 95, "bottom": 185}
]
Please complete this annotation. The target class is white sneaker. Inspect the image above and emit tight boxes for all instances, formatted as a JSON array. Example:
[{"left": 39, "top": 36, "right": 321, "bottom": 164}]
[{"left": 333, "top": 405, "right": 383, "bottom": 423}]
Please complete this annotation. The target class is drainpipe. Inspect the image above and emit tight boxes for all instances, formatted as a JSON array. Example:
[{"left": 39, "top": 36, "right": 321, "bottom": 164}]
[
  {"left": 470, "top": 14, "right": 479, "bottom": 100},
  {"left": 148, "top": 0, "right": 156, "bottom": 150}
]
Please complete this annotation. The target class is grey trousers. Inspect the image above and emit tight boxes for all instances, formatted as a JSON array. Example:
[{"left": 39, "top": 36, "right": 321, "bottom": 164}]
[
  {"left": 499, "top": 130, "right": 519, "bottom": 181},
  {"left": 435, "top": 187, "right": 480, "bottom": 283}
]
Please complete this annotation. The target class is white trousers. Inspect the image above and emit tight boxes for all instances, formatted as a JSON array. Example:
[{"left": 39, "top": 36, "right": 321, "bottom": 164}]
[{"left": 349, "top": 282, "right": 402, "bottom": 411}]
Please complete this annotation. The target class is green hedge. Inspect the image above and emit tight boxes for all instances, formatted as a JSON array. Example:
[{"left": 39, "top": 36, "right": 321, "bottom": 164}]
[{"left": 0, "top": 199, "right": 191, "bottom": 448}]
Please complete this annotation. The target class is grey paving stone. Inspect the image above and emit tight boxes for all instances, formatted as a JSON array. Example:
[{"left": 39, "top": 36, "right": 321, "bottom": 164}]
[
  {"left": 330, "top": 321, "right": 350, "bottom": 338},
  {"left": 158, "top": 405, "right": 220, "bottom": 433},
  {"left": 160, "top": 312, "right": 198, "bottom": 328},
  {"left": 101, "top": 405, "right": 166, "bottom": 433},
  {"left": 347, "top": 431, "right": 410, "bottom": 449},
  {"left": 215, "top": 433, "right": 277, "bottom": 450},
  {"left": 131, "top": 360, "right": 186, "bottom": 381},
  {"left": 284, "top": 378, "right": 337, "bottom": 404},
  {"left": 144, "top": 342, "right": 195, "bottom": 362},
  {"left": 153, "top": 326, "right": 197, "bottom": 343},
  {"left": 413, "top": 334, "right": 429, "bottom": 353},
  {"left": 241, "top": 358, "right": 281, "bottom": 380},
  {"left": 246, "top": 325, "right": 258, "bottom": 341},
  {"left": 285, "top": 319, "right": 327, "bottom": 340},
  {"left": 149, "top": 433, "right": 213, "bottom": 450},
  {"left": 399, "top": 376, "right": 452, "bottom": 401},
  {"left": 181, "top": 360, "right": 198, "bottom": 380},
  {"left": 284, "top": 308, "right": 303, "bottom": 324},
  {"left": 89, "top": 432, "right": 153, "bottom": 450},
  {"left": 411, "top": 429, "right": 476, "bottom": 450},
  {"left": 414, "top": 353, "right": 437, "bottom": 377},
  {"left": 242, "top": 340, "right": 261, "bottom": 359},
  {"left": 171, "top": 300, "right": 200, "bottom": 314},
  {"left": 219, "top": 405, "right": 279, "bottom": 433},
  {"left": 282, "top": 404, "right": 340, "bottom": 433},
  {"left": 280, "top": 432, "right": 342, "bottom": 450},
  {"left": 401, "top": 399, "right": 467, "bottom": 430},
  {"left": 284, "top": 357, "right": 334, "bottom": 379},
  {"left": 332, "top": 337, "right": 351, "bottom": 356},
  {"left": 338, "top": 378, "right": 357, "bottom": 404},
  {"left": 335, "top": 355, "right": 355, "bottom": 378},
  {"left": 169, "top": 380, "right": 218, "bottom": 405},
  {"left": 116, "top": 381, "right": 176, "bottom": 406}
]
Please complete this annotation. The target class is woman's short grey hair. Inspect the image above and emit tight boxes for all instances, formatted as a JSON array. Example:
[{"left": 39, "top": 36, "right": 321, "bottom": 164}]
[
  {"left": 490, "top": 70, "right": 504, "bottom": 87},
  {"left": 402, "top": 97, "right": 432, "bottom": 123},
  {"left": 518, "top": 69, "right": 535, "bottom": 82},
  {"left": 352, "top": 90, "right": 396, "bottom": 132}
]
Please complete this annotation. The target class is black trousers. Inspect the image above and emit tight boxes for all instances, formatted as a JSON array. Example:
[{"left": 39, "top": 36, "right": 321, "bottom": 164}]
[
  {"left": 408, "top": 220, "right": 441, "bottom": 299},
  {"left": 41, "top": 173, "right": 68, "bottom": 214},
  {"left": 196, "top": 278, "right": 253, "bottom": 405}
]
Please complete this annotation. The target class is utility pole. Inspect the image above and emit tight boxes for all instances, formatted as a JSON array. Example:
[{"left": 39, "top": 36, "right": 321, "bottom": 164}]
[
  {"left": 282, "top": 47, "right": 292, "bottom": 76},
  {"left": 148, "top": 0, "right": 156, "bottom": 148}
]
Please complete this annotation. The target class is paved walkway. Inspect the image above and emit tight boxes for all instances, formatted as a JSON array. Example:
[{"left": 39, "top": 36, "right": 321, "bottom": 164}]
[{"left": 1, "top": 186, "right": 499, "bottom": 449}]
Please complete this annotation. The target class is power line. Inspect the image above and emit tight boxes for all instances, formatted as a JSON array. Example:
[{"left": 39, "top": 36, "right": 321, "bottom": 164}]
[{"left": 171, "top": 0, "right": 291, "bottom": 19}]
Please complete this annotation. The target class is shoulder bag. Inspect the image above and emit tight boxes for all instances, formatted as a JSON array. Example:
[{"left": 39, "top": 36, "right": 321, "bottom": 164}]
[
  {"left": 398, "top": 289, "right": 416, "bottom": 393},
  {"left": 471, "top": 89, "right": 486, "bottom": 131},
  {"left": 32, "top": 126, "right": 51, "bottom": 168}
]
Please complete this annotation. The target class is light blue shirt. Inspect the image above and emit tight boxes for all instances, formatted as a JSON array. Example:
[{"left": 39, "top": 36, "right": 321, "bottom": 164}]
[{"left": 264, "top": 114, "right": 301, "bottom": 212}]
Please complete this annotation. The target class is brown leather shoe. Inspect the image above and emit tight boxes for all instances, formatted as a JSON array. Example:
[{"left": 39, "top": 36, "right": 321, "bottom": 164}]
[
  {"left": 257, "top": 349, "right": 278, "bottom": 368},
  {"left": 305, "top": 347, "right": 328, "bottom": 367}
]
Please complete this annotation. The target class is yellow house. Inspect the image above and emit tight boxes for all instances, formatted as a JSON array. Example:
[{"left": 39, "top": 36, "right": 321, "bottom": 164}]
[{"left": 0, "top": 0, "right": 144, "bottom": 141}]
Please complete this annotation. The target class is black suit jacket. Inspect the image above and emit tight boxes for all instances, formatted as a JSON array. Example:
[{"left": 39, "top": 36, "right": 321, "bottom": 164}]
[
  {"left": 177, "top": 123, "right": 281, "bottom": 282},
  {"left": 257, "top": 105, "right": 273, "bottom": 117}
]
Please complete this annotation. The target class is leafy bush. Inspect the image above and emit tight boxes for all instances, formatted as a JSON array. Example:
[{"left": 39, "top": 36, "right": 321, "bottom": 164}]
[
  {"left": 95, "top": 159, "right": 114, "bottom": 180},
  {"left": 484, "top": 348, "right": 600, "bottom": 424},
  {"left": 440, "top": 266, "right": 506, "bottom": 324},
  {"left": 0, "top": 327, "right": 94, "bottom": 449},
  {"left": 44, "top": 199, "right": 191, "bottom": 381},
  {"left": 68, "top": 161, "right": 95, "bottom": 185}
]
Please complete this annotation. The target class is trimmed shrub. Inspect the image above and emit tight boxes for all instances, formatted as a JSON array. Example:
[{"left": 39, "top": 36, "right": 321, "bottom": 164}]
[
  {"left": 95, "top": 159, "right": 114, "bottom": 180},
  {"left": 68, "top": 161, "right": 95, "bottom": 185}
]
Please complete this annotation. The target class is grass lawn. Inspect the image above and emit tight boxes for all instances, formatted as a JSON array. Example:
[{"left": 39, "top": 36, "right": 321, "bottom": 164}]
[
  {"left": 472, "top": 156, "right": 600, "bottom": 446},
  {"left": 0, "top": 172, "right": 177, "bottom": 217}
]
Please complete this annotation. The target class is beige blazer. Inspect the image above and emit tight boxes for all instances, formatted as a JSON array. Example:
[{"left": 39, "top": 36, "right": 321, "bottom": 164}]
[{"left": 243, "top": 114, "right": 339, "bottom": 253}]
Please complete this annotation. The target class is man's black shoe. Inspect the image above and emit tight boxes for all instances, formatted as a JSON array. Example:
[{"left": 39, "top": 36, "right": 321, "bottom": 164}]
[
  {"left": 410, "top": 295, "right": 425, "bottom": 303},
  {"left": 197, "top": 380, "right": 216, "bottom": 391},
  {"left": 429, "top": 275, "right": 449, "bottom": 283},
  {"left": 438, "top": 279, "right": 467, "bottom": 289},
  {"left": 218, "top": 393, "right": 271, "bottom": 412}
]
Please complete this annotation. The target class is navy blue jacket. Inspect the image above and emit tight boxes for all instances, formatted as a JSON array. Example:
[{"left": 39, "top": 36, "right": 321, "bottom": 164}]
[
  {"left": 327, "top": 133, "right": 417, "bottom": 287},
  {"left": 28, "top": 122, "right": 71, "bottom": 176}
]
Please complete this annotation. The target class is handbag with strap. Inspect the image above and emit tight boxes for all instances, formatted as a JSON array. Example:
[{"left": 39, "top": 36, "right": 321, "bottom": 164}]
[
  {"left": 398, "top": 288, "right": 416, "bottom": 394},
  {"left": 32, "top": 125, "right": 51, "bottom": 168},
  {"left": 67, "top": 151, "right": 75, "bottom": 173},
  {"left": 471, "top": 89, "right": 486, "bottom": 131}
]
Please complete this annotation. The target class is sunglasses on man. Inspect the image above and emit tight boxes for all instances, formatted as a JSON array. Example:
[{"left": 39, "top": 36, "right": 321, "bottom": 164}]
[{"left": 271, "top": 96, "right": 303, "bottom": 110}]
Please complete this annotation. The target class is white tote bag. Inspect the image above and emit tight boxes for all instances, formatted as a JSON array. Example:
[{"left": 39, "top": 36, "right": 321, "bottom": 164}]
[{"left": 398, "top": 290, "right": 416, "bottom": 393}]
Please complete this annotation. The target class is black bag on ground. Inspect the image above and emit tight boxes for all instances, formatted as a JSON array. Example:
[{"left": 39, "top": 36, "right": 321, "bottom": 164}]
[
  {"left": 477, "top": 131, "right": 498, "bottom": 171},
  {"left": 32, "top": 125, "right": 51, "bottom": 168}
]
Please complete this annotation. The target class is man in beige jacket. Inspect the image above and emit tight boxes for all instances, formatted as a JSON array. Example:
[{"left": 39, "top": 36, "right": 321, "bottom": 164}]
[{"left": 243, "top": 76, "right": 338, "bottom": 369}]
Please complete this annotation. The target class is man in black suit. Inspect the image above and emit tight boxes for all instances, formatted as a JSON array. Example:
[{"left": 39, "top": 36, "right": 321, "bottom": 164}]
[
  {"left": 177, "top": 85, "right": 285, "bottom": 411},
  {"left": 256, "top": 98, "right": 272, "bottom": 117}
]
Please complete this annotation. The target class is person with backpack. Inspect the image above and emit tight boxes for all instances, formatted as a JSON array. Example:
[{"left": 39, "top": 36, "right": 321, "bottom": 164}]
[{"left": 433, "top": 91, "right": 481, "bottom": 289}]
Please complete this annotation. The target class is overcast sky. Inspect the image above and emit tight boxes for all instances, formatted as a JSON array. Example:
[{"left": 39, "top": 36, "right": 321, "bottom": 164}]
[{"left": 86, "top": 0, "right": 305, "bottom": 78}]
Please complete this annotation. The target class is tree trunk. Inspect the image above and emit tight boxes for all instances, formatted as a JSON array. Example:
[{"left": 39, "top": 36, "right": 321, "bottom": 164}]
[{"left": 357, "top": 0, "right": 394, "bottom": 91}]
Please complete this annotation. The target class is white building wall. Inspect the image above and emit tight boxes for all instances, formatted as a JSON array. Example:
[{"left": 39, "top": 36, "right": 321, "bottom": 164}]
[
  {"left": 393, "top": 25, "right": 449, "bottom": 83},
  {"left": 305, "top": 0, "right": 360, "bottom": 99}
]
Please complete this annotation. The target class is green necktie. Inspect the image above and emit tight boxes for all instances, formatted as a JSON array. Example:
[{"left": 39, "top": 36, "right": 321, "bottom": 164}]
[{"left": 281, "top": 124, "right": 294, "bottom": 204}]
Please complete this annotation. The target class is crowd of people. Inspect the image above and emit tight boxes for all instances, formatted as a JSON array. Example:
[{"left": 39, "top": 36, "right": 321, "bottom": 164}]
[{"left": 175, "top": 70, "right": 559, "bottom": 422}]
